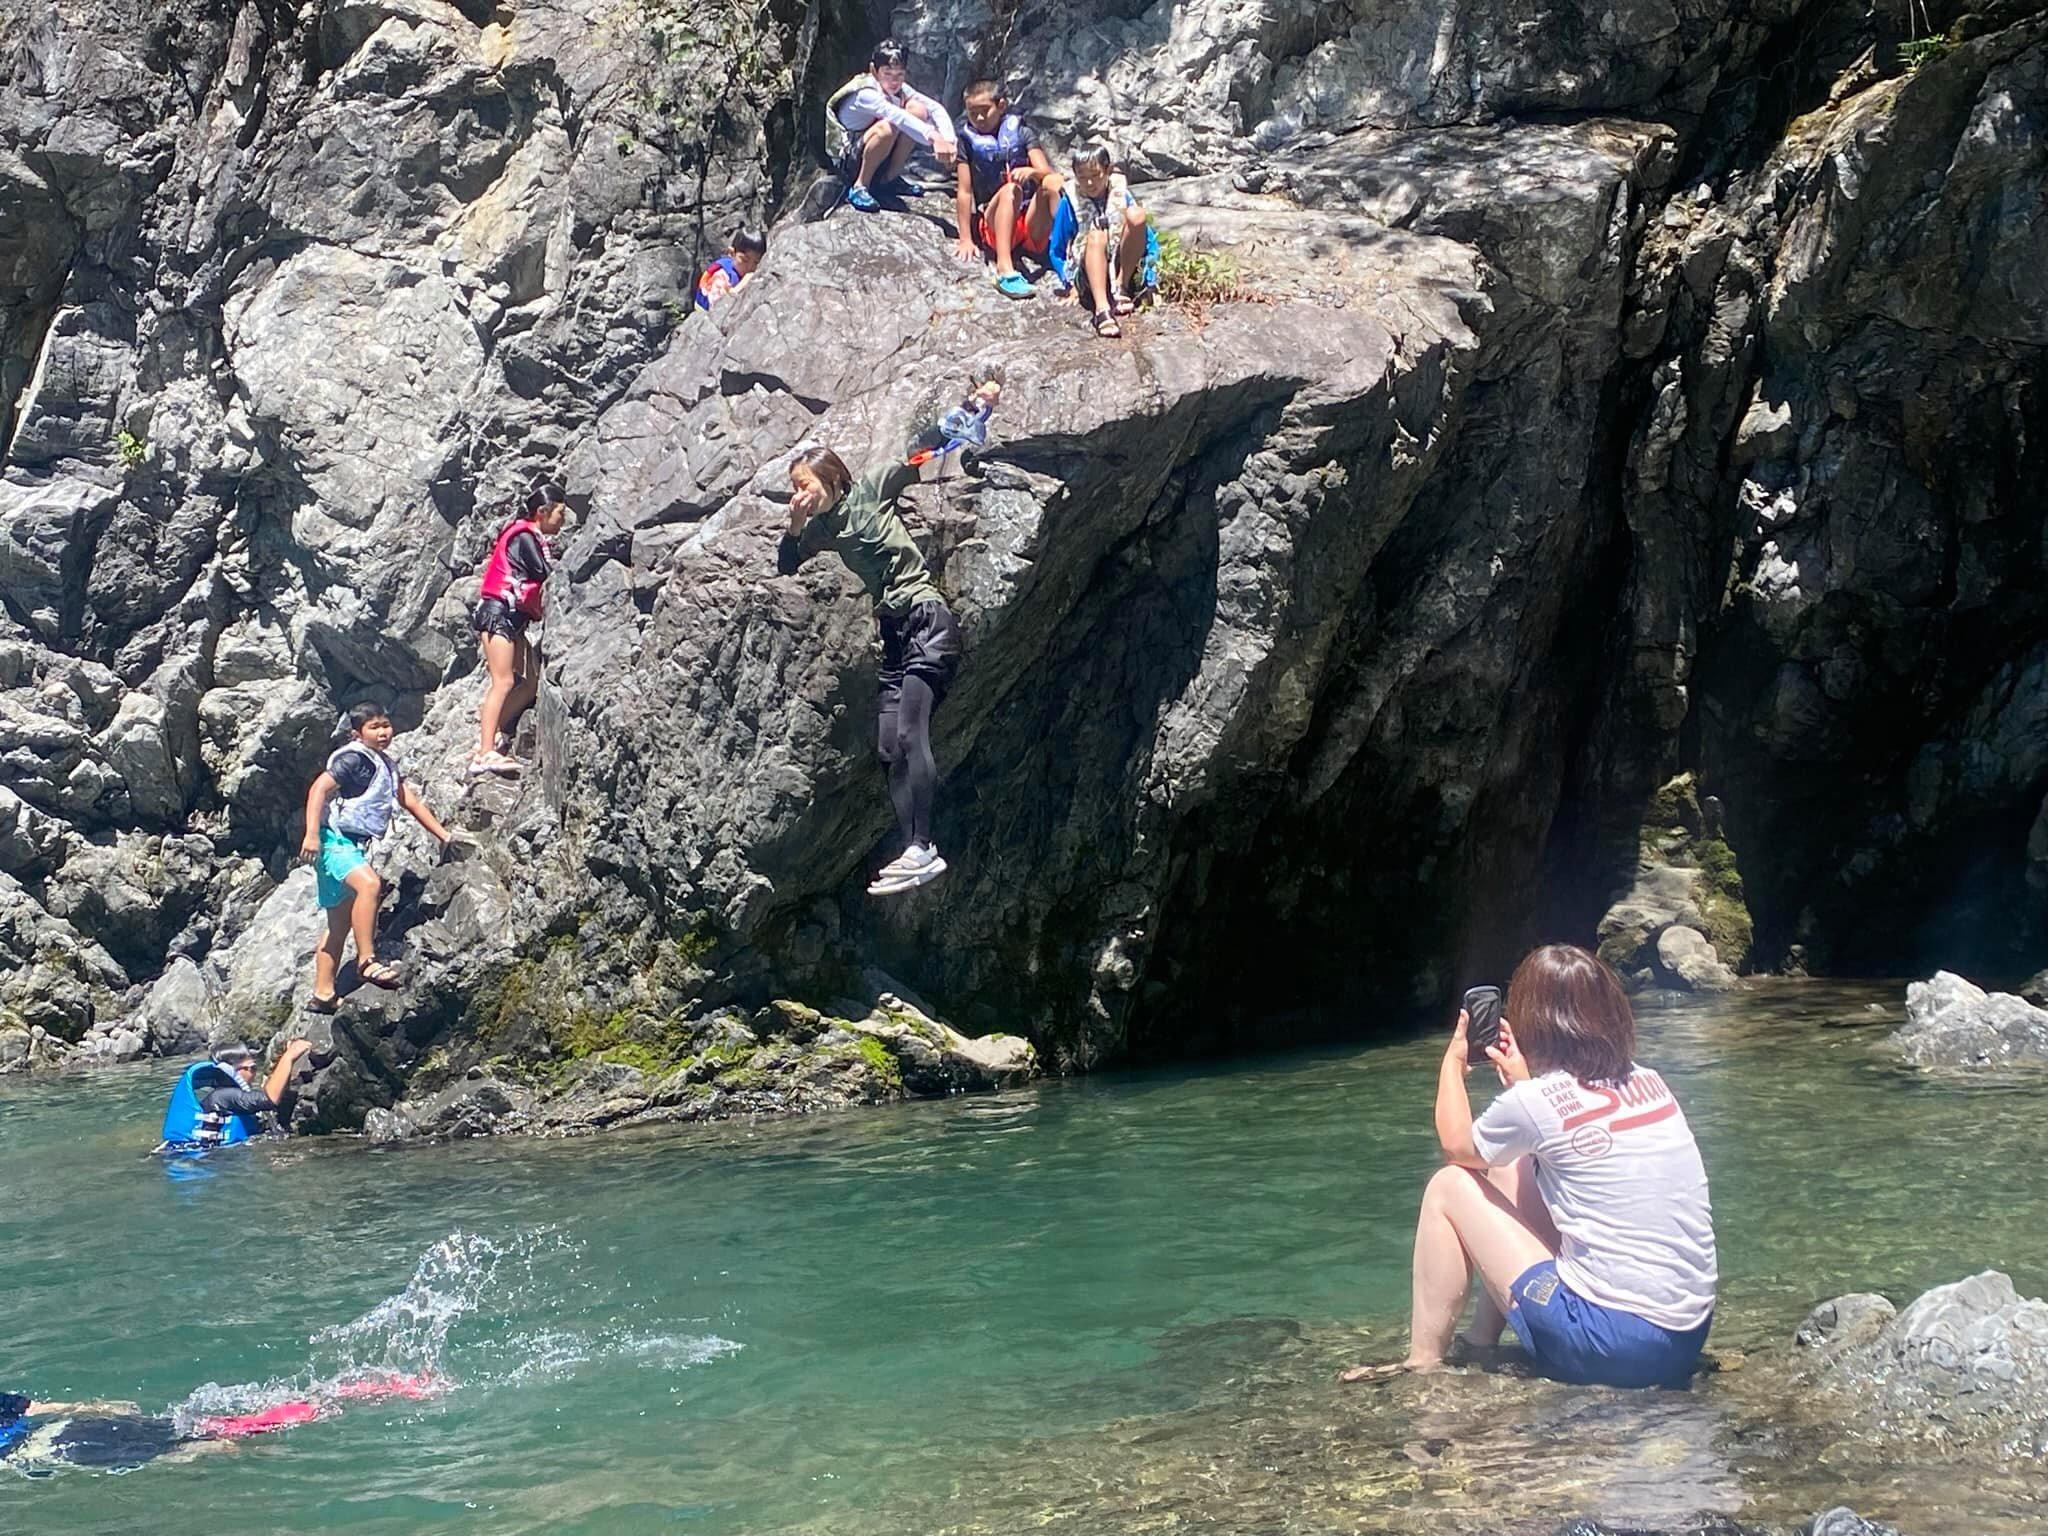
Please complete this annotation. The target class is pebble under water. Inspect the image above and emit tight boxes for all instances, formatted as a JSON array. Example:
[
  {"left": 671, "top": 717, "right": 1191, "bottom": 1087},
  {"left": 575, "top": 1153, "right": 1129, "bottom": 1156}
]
[{"left": 3, "top": 981, "right": 2044, "bottom": 1534}]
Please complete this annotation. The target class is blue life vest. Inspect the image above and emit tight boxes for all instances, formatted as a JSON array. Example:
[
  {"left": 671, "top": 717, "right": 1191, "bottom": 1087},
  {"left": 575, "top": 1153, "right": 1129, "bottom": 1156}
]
[
  {"left": 695, "top": 255, "right": 742, "bottom": 311},
  {"left": 158, "top": 1061, "right": 255, "bottom": 1152},
  {"left": 961, "top": 113, "right": 1030, "bottom": 197}
]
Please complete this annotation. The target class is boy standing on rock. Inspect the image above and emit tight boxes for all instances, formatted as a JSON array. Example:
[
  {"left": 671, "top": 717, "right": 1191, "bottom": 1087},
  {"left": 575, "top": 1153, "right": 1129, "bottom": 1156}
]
[{"left": 299, "top": 703, "right": 454, "bottom": 1009}]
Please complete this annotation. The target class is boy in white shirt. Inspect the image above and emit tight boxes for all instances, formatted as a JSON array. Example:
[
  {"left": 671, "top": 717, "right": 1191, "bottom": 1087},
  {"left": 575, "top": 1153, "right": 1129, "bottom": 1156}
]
[{"left": 825, "top": 38, "right": 958, "bottom": 213}]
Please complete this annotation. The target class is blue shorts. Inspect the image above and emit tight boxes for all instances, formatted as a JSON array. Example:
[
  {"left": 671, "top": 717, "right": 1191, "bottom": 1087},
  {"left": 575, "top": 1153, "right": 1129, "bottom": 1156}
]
[
  {"left": 1505, "top": 1260, "right": 1710, "bottom": 1389},
  {"left": 315, "top": 826, "right": 371, "bottom": 909}
]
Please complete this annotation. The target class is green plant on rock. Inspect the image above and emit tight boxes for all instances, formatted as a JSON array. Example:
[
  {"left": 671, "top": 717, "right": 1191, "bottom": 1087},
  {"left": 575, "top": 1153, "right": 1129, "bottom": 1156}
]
[
  {"left": 1155, "top": 229, "right": 1262, "bottom": 319},
  {"left": 114, "top": 429, "right": 146, "bottom": 469}
]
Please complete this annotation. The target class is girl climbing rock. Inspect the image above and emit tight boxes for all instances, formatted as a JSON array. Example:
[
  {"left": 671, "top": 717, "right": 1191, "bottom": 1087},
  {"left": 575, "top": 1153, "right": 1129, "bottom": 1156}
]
[
  {"left": 470, "top": 483, "right": 567, "bottom": 776},
  {"left": 775, "top": 378, "right": 1000, "bottom": 895}
]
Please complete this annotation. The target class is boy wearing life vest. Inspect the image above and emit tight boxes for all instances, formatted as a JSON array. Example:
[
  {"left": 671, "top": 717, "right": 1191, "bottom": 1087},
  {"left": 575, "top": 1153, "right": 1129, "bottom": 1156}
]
[
  {"left": 696, "top": 228, "right": 766, "bottom": 311},
  {"left": 1046, "top": 143, "right": 1157, "bottom": 339},
  {"left": 470, "top": 483, "right": 567, "bottom": 776},
  {"left": 825, "top": 38, "right": 957, "bottom": 213},
  {"left": 157, "top": 1039, "right": 318, "bottom": 1152},
  {"left": 952, "top": 81, "right": 1062, "bottom": 300},
  {"left": 299, "top": 703, "right": 454, "bottom": 1009}
]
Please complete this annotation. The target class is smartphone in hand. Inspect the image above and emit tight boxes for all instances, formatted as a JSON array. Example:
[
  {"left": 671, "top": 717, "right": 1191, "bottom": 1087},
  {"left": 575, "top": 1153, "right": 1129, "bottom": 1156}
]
[{"left": 1463, "top": 985, "right": 1503, "bottom": 1067}]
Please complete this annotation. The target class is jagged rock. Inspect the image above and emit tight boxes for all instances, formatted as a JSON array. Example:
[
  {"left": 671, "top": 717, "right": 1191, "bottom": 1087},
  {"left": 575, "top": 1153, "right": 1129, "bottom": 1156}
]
[
  {"left": 2020, "top": 968, "right": 2048, "bottom": 1008},
  {"left": 1797, "top": 1272, "right": 2048, "bottom": 1449},
  {"left": 1893, "top": 971, "right": 2048, "bottom": 1070},
  {"left": 1794, "top": 1292, "right": 1899, "bottom": 1368},
  {"left": 135, "top": 955, "right": 211, "bottom": 1054},
  {"left": 1, "top": 0, "right": 2046, "bottom": 1136},
  {"left": 1656, "top": 925, "right": 1739, "bottom": 992},
  {"left": 1806, "top": 1512, "right": 1902, "bottom": 1536}
]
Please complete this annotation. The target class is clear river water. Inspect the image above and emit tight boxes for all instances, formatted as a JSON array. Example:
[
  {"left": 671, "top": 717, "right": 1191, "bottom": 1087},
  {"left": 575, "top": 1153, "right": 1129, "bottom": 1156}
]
[{"left": 3, "top": 981, "right": 2043, "bottom": 1535}]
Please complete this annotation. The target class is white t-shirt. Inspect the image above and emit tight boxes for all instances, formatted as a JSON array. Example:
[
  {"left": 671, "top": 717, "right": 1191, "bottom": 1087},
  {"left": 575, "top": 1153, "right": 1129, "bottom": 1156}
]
[{"left": 1469, "top": 1065, "right": 1717, "bottom": 1331}]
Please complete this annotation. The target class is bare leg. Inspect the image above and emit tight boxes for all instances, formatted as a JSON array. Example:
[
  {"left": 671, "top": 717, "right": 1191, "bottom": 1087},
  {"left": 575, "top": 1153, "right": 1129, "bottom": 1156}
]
[
  {"left": 344, "top": 865, "right": 382, "bottom": 972},
  {"left": 476, "top": 632, "right": 518, "bottom": 757},
  {"left": 1342, "top": 1164, "right": 1555, "bottom": 1381},
  {"left": 855, "top": 121, "right": 898, "bottom": 190},
  {"left": 1082, "top": 229, "right": 1112, "bottom": 321},
  {"left": 312, "top": 901, "right": 350, "bottom": 1002},
  {"left": 987, "top": 181, "right": 1021, "bottom": 276},
  {"left": 1024, "top": 174, "right": 1063, "bottom": 249},
  {"left": 880, "top": 130, "right": 917, "bottom": 186},
  {"left": 1114, "top": 204, "right": 1148, "bottom": 307},
  {"left": 1464, "top": 1158, "right": 1557, "bottom": 1347}
]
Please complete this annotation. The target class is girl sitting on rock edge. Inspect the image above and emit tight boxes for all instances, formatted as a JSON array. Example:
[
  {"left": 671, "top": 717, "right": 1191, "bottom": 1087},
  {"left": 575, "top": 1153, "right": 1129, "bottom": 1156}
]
[{"left": 1342, "top": 943, "right": 1717, "bottom": 1389}]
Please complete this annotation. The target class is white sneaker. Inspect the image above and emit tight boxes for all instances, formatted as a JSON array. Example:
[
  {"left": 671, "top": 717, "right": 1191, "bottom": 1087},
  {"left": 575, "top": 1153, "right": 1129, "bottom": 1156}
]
[
  {"left": 868, "top": 846, "right": 946, "bottom": 895},
  {"left": 874, "top": 843, "right": 933, "bottom": 881}
]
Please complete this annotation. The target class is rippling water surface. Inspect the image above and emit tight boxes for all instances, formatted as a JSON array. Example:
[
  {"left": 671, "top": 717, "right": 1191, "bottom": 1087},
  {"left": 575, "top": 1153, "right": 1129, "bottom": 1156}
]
[{"left": 3, "top": 981, "right": 2043, "bottom": 1533}]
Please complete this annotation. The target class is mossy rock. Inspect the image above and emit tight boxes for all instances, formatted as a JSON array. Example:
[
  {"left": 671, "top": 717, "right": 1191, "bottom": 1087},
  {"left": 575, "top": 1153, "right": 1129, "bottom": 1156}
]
[{"left": 1646, "top": 774, "right": 1703, "bottom": 835}]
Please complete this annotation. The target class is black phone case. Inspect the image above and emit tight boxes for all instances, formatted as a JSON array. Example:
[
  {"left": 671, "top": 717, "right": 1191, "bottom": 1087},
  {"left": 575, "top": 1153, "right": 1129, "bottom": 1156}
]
[{"left": 1464, "top": 985, "right": 1503, "bottom": 1066}]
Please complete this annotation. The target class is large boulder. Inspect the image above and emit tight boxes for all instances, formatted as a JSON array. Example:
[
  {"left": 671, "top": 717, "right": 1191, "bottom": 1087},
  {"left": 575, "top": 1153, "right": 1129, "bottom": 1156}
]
[
  {"left": 1894, "top": 971, "right": 2048, "bottom": 1070},
  {"left": 1795, "top": 1272, "right": 2048, "bottom": 1449}
]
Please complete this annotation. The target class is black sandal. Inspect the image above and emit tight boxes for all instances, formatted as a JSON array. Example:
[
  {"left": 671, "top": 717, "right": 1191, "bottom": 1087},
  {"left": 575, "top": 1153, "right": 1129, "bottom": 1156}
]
[
  {"left": 1092, "top": 310, "right": 1122, "bottom": 339},
  {"left": 307, "top": 994, "right": 339, "bottom": 1016}
]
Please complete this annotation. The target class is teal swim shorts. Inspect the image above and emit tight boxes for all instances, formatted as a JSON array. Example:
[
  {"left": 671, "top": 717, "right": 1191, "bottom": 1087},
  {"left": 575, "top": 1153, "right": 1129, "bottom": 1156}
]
[{"left": 315, "top": 826, "right": 370, "bottom": 909}]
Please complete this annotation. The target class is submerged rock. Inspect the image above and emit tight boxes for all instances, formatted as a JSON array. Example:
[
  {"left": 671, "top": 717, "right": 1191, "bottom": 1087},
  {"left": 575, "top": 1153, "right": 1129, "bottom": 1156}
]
[{"left": 1893, "top": 972, "right": 2048, "bottom": 1070}]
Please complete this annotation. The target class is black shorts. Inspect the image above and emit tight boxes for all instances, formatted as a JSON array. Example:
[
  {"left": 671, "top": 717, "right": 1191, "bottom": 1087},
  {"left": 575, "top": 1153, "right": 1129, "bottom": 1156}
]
[
  {"left": 471, "top": 596, "right": 528, "bottom": 642},
  {"left": 878, "top": 600, "right": 961, "bottom": 705}
]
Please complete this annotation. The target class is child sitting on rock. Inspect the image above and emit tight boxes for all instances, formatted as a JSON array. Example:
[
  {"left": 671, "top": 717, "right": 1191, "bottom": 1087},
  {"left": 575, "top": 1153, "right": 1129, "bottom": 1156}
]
[
  {"left": 952, "top": 80, "right": 1062, "bottom": 300},
  {"left": 825, "top": 38, "right": 957, "bottom": 213},
  {"left": 299, "top": 703, "right": 455, "bottom": 1011},
  {"left": 696, "top": 227, "right": 766, "bottom": 311},
  {"left": 1047, "top": 143, "right": 1157, "bottom": 338}
]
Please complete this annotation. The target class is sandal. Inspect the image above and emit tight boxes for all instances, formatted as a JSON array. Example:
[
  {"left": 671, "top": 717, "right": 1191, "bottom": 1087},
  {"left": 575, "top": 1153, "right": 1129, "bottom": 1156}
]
[
  {"left": 359, "top": 960, "right": 403, "bottom": 990},
  {"left": 306, "top": 994, "right": 339, "bottom": 1016},
  {"left": 1111, "top": 293, "right": 1136, "bottom": 317},
  {"left": 1092, "top": 310, "right": 1122, "bottom": 339},
  {"left": 468, "top": 750, "right": 521, "bottom": 778}
]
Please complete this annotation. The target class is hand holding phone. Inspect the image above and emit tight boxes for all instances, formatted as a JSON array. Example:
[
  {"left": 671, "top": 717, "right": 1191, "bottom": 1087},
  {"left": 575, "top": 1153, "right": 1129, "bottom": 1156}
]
[{"left": 1463, "top": 985, "right": 1503, "bottom": 1067}]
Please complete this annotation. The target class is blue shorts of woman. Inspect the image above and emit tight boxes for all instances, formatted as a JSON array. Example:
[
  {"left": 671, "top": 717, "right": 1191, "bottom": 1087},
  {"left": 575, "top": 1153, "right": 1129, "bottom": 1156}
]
[{"left": 1505, "top": 1260, "right": 1710, "bottom": 1388}]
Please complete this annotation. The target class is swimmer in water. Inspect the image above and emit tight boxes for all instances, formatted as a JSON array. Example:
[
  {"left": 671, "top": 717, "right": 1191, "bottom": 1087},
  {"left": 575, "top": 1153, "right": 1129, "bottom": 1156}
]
[{"left": 0, "top": 1373, "right": 438, "bottom": 1477}]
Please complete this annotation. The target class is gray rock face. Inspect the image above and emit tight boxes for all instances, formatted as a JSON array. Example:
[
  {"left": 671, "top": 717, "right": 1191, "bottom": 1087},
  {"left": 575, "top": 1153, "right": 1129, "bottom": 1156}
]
[
  {"left": 1654, "top": 925, "right": 1738, "bottom": 993},
  {"left": 1894, "top": 971, "right": 2048, "bottom": 1070},
  {"left": 3, "top": 0, "right": 2046, "bottom": 1123},
  {"left": 1797, "top": 1272, "right": 2048, "bottom": 1453}
]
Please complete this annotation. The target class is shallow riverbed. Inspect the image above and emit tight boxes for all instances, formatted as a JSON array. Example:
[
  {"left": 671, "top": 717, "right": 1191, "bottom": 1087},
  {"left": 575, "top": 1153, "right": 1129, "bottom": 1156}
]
[{"left": 3, "top": 981, "right": 2041, "bottom": 1533}]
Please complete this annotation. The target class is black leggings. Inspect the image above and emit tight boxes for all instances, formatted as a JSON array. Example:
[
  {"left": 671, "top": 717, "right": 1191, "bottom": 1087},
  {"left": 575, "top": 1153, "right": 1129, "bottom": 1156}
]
[{"left": 878, "top": 673, "right": 938, "bottom": 847}]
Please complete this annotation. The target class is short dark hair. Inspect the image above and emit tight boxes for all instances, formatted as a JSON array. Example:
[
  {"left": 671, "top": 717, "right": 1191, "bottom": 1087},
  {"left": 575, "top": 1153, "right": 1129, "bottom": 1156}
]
[
  {"left": 870, "top": 38, "right": 907, "bottom": 71},
  {"left": 731, "top": 227, "right": 767, "bottom": 256},
  {"left": 1073, "top": 141, "right": 1114, "bottom": 174},
  {"left": 964, "top": 78, "right": 1002, "bottom": 104},
  {"left": 791, "top": 446, "right": 853, "bottom": 504},
  {"left": 346, "top": 701, "right": 391, "bottom": 735},
  {"left": 1504, "top": 944, "right": 1638, "bottom": 1085},
  {"left": 526, "top": 481, "right": 566, "bottom": 516}
]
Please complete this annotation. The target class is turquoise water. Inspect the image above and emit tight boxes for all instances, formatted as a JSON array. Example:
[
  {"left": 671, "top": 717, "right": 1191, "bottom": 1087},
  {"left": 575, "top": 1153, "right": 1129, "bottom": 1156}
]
[{"left": 3, "top": 982, "right": 2044, "bottom": 1534}]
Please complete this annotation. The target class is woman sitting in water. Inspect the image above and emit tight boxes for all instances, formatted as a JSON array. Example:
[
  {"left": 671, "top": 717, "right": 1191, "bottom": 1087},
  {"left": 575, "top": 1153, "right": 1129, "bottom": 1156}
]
[{"left": 1344, "top": 943, "right": 1716, "bottom": 1389}]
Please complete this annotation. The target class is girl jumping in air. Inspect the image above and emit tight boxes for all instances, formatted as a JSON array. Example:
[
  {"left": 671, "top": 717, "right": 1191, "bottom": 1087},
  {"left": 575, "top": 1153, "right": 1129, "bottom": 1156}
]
[{"left": 775, "top": 379, "right": 1000, "bottom": 895}]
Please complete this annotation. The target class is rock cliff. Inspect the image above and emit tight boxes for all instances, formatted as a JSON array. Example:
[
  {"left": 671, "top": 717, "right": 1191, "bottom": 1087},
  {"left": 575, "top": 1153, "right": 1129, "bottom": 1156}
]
[{"left": 2, "top": 0, "right": 2044, "bottom": 1125}]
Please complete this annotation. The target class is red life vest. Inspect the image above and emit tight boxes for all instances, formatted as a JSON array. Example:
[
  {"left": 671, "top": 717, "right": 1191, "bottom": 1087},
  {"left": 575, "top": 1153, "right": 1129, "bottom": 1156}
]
[{"left": 480, "top": 517, "right": 545, "bottom": 618}]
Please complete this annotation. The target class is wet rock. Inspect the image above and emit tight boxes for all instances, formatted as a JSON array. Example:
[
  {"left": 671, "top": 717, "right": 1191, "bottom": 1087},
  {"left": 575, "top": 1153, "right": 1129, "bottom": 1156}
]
[
  {"left": 1894, "top": 971, "right": 2048, "bottom": 1070},
  {"left": 1656, "top": 925, "right": 1739, "bottom": 993},
  {"left": 2019, "top": 968, "right": 2048, "bottom": 1008},
  {"left": 1798, "top": 1271, "right": 2048, "bottom": 1448},
  {"left": 1794, "top": 1292, "right": 1898, "bottom": 1368},
  {"left": 1807, "top": 1510, "right": 1902, "bottom": 1536}
]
